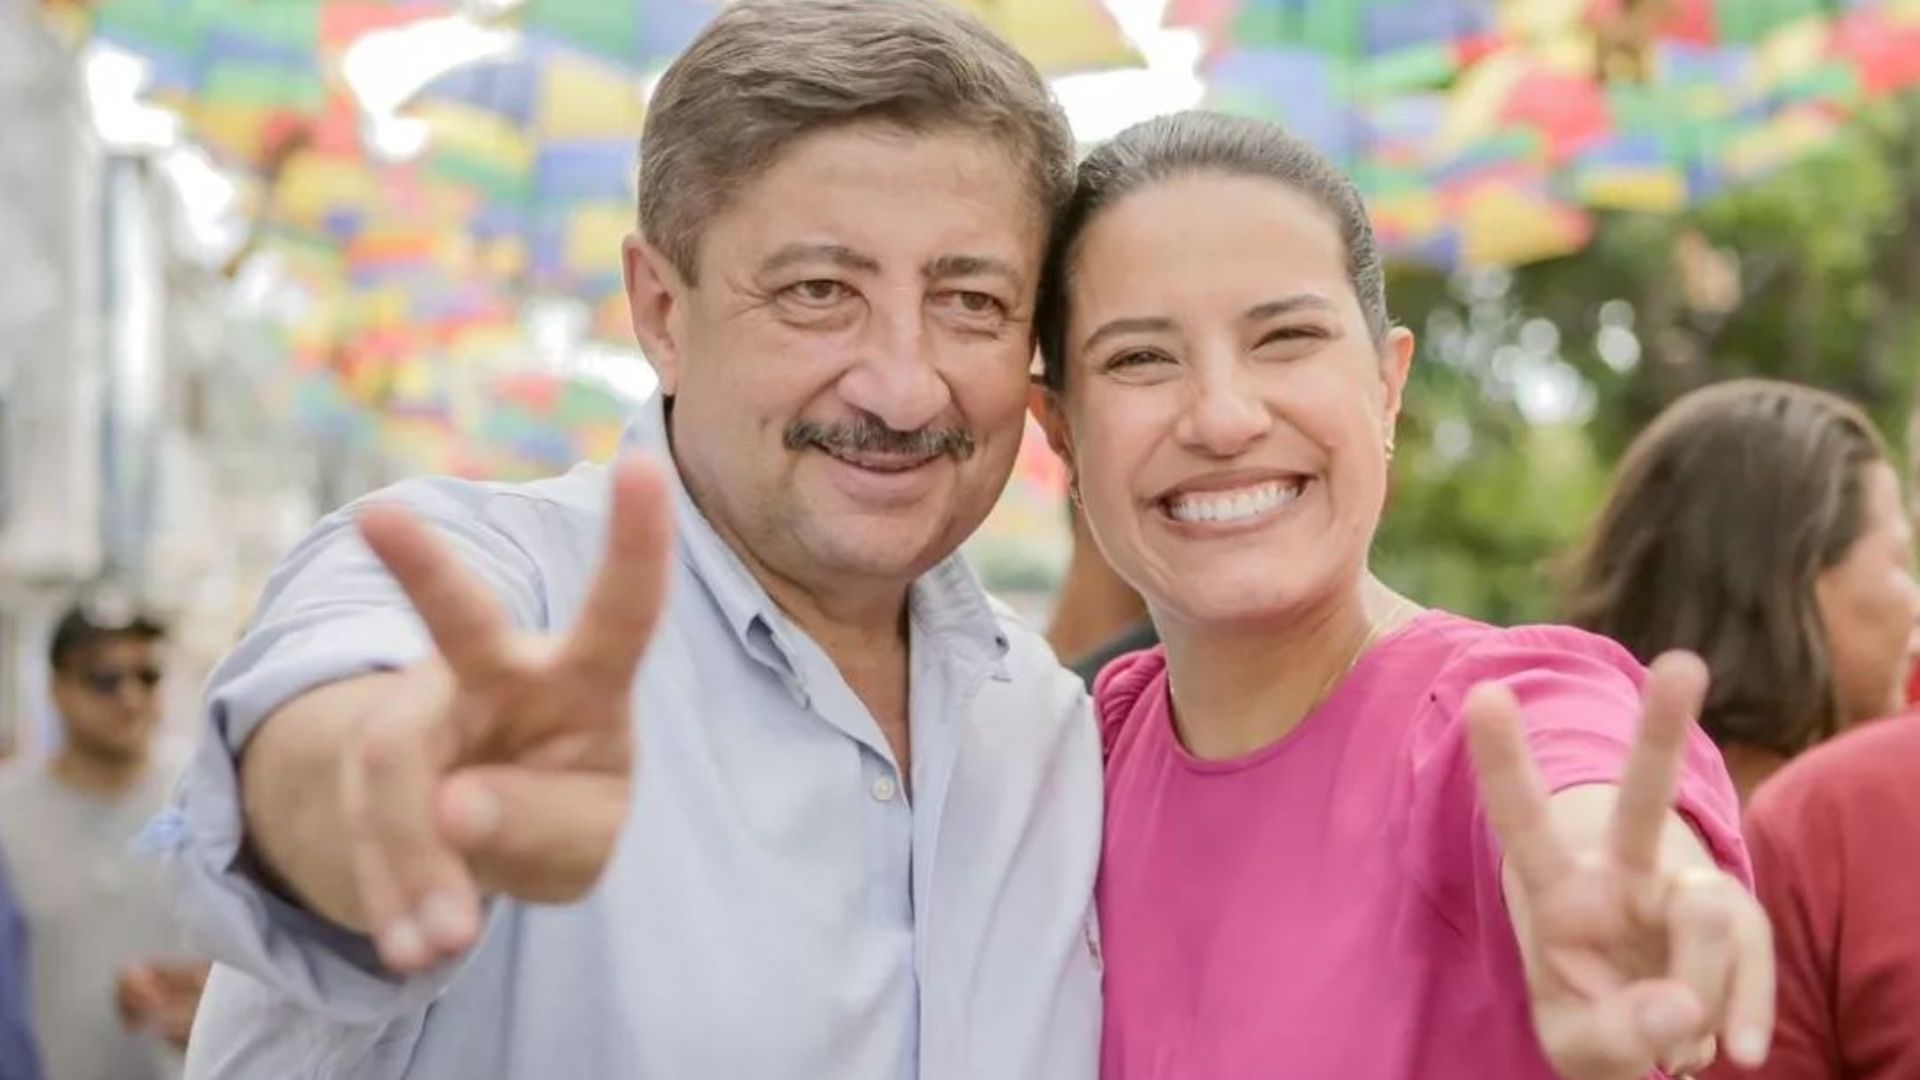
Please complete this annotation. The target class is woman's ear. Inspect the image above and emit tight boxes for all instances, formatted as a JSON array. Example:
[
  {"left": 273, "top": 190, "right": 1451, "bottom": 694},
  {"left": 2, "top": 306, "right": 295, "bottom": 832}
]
[{"left": 1379, "top": 326, "right": 1416, "bottom": 428}]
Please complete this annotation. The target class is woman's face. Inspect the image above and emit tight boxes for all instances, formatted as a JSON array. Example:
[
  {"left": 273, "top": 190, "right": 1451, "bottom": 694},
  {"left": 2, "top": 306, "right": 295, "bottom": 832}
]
[
  {"left": 1043, "top": 173, "right": 1412, "bottom": 629},
  {"left": 1817, "top": 461, "right": 1920, "bottom": 725}
]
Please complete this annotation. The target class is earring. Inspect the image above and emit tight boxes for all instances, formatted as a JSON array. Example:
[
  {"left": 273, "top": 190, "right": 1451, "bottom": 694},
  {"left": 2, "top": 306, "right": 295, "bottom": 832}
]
[
  {"left": 1384, "top": 434, "right": 1397, "bottom": 463},
  {"left": 1068, "top": 479, "right": 1084, "bottom": 508}
]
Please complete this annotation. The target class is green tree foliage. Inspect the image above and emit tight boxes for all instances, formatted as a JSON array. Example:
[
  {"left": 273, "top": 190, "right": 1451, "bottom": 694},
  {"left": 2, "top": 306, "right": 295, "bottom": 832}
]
[{"left": 1379, "top": 94, "right": 1920, "bottom": 624}]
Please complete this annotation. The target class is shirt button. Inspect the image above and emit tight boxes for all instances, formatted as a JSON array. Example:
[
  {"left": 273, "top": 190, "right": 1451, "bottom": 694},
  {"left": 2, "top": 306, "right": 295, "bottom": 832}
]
[{"left": 869, "top": 776, "right": 898, "bottom": 803}]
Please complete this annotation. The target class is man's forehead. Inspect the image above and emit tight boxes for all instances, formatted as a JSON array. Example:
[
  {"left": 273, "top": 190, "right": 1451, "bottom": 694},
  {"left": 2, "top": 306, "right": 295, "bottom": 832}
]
[
  {"left": 695, "top": 126, "right": 1046, "bottom": 269},
  {"left": 754, "top": 240, "right": 1030, "bottom": 283}
]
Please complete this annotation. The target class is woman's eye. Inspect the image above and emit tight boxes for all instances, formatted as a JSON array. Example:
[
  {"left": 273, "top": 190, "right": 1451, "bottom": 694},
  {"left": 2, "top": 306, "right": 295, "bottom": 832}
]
[
  {"left": 1255, "top": 326, "right": 1329, "bottom": 350},
  {"left": 1105, "top": 349, "right": 1168, "bottom": 371}
]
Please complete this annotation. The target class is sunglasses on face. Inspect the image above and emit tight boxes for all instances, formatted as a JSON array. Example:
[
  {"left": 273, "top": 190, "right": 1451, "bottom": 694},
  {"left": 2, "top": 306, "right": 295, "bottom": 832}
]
[{"left": 76, "top": 667, "right": 162, "bottom": 696}]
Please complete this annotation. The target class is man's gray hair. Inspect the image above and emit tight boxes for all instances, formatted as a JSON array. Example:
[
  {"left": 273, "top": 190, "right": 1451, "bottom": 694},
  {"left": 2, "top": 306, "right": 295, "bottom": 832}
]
[{"left": 639, "top": 0, "right": 1076, "bottom": 284}]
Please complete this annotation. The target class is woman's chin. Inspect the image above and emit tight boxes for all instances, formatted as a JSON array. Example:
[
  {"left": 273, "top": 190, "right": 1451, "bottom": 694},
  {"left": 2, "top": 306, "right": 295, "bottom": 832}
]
[{"left": 1152, "top": 579, "right": 1320, "bottom": 632}]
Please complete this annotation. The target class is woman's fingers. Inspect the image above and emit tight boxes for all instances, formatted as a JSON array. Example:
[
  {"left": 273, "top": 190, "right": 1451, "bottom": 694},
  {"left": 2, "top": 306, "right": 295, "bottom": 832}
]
[
  {"left": 1465, "top": 682, "right": 1574, "bottom": 891},
  {"left": 1610, "top": 653, "right": 1708, "bottom": 875},
  {"left": 1664, "top": 871, "right": 1738, "bottom": 1034},
  {"left": 1721, "top": 891, "right": 1777, "bottom": 1067}
]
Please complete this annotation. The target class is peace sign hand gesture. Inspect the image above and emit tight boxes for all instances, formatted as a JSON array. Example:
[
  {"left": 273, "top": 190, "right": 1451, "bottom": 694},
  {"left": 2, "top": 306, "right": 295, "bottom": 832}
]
[
  {"left": 1465, "top": 653, "right": 1775, "bottom": 1080},
  {"left": 342, "top": 458, "right": 671, "bottom": 973}
]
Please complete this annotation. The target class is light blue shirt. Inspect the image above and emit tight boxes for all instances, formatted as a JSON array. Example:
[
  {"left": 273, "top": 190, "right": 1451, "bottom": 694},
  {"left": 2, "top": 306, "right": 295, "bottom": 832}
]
[{"left": 158, "top": 398, "right": 1103, "bottom": 1080}]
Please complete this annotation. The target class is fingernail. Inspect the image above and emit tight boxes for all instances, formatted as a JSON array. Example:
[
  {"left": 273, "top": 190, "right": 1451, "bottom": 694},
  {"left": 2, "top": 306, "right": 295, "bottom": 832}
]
[
  {"left": 418, "top": 893, "right": 473, "bottom": 949},
  {"left": 379, "top": 919, "right": 427, "bottom": 968},
  {"left": 1729, "top": 1026, "right": 1770, "bottom": 1066},
  {"left": 452, "top": 785, "right": 501, "bottom": 843}
]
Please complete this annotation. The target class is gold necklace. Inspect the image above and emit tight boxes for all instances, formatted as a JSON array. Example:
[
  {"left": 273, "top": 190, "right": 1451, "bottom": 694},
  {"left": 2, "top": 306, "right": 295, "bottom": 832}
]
[{"left": 1307, "top": 594, "right": 1419, "bottom": 713}]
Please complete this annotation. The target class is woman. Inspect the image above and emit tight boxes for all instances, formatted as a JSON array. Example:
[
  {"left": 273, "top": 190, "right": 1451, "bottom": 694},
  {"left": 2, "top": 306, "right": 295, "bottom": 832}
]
[
  {"left": 1566, "top": 381, "right": 1920, "bottom": 802},
  {"left": 1033, "top": 111, "right": 1773, "bottom": 1079}
]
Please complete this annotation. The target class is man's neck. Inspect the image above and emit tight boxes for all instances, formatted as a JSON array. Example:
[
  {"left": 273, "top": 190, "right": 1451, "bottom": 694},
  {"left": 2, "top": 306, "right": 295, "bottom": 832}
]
[
  {"left": 51, "top": 746, "right": 148, "bottom": 801},
  {"left": 760, "top": 567, "right": 916, "bottom": 780}
]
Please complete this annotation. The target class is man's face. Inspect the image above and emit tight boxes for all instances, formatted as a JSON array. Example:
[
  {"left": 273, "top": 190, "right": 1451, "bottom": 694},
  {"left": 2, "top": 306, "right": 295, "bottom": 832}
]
[
  {"left": 629, "top": 123, "right": 1045, "bottom": 604},
  {"left": 51, "top": 635, "right": 163, "bottom": 764}
]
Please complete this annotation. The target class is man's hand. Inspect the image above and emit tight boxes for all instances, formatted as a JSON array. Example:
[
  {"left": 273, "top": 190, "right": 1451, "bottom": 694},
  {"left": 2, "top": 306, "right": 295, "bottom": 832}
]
[
  {"left": 1466, "top": 652, "right": 1775, "bottom": 1080},
  {"left": 243, "top": 458, "right": 671, "bottom": 973}
]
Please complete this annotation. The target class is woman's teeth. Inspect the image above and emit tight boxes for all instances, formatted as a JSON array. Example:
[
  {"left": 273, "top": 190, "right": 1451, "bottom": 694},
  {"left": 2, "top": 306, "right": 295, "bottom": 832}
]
[{"left": 1164, "top": 480, "right": 1304, "bottom": 525}]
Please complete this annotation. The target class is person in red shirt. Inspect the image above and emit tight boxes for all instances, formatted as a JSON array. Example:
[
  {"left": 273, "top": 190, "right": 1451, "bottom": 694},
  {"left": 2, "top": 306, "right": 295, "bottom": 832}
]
[{"left": 1705, "top": 712, "right": 1920, "bottom": 1080}]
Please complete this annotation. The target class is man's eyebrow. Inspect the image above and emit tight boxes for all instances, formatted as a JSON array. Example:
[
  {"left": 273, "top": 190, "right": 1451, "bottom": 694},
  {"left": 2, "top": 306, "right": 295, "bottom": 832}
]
[
  {"left": 924, "top": 254, "right": 1024, "bottom": 287},
  {"left": 759, "top": 242, "right": 881, "bottom": 275}
]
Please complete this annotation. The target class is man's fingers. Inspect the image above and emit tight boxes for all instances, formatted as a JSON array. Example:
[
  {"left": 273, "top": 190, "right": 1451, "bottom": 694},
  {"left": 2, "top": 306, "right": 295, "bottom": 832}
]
[
  {"left": 1612, "top": 652, "right": 1708, "bottom": 875},
  {"left": 359, "top": 504, "right": 513, "bottom": 679},
  {"left": 1722, "top": 893, "right": 1777, "bottom": 1068},
  {"left": 1665, "top": 872, "right": 1738, "bottom": 1032},
  {"left": 344, "top": 716, "right": 483, "bottom": 971},
  {"left": 1464, "top": 682, "right": 1573, "bottom": 892},
  {"left": 563, "top": 456, "right": 673, "bottom": 688},
  {"left": 438, "top": 766, "right": 630, "bottom": 903},
  {"left": 340, "top": 748, "right": 422, "bottom": 971}
]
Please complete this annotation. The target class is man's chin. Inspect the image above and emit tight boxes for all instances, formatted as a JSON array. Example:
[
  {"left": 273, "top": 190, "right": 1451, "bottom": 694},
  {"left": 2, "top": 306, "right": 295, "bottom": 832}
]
[{"left": 800, "top": 515, "right": 961, "bottom": 581}]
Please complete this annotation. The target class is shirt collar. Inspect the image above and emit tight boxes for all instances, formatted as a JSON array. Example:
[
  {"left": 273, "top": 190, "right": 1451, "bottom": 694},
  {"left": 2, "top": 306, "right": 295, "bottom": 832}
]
[{"left": 619, "top": 395, "right": 1010, "bottom": 679}]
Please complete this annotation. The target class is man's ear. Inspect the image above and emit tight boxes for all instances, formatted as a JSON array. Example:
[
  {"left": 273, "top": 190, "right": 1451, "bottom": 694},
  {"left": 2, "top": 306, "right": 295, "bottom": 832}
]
[
  {"left": 1029, "top": 381, "right": 1075, "bottom": 478},
  {"left": 624, "top": 234, "right": 688, "bottom": 396}
]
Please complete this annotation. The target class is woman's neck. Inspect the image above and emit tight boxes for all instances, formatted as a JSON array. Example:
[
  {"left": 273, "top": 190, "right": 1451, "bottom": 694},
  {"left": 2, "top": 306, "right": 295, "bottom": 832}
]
[{"left": 1158, "top": 576, "right": 1414, "bottom": 760}]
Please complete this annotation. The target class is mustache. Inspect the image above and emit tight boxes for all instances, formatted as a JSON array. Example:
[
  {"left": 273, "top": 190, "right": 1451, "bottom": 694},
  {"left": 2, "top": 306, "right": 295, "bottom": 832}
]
[{"left": 783, "top": 416, "right": 976, "bottom": 462}]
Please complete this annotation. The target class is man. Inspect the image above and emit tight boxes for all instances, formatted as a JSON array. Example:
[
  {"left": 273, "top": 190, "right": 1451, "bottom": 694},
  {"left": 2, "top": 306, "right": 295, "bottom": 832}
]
[
  {"left": 0, "top": 857, "right": 41, "bottom": 1080},
  {"left": 1700, "top": 710, "right": 1920, "bottom": 1080},
  {"left": 160, "top": 2, "right": 1100, "bottom": 1077},
  {"left": 0, "top": 600, "right": 205, "bottom": 1080}
]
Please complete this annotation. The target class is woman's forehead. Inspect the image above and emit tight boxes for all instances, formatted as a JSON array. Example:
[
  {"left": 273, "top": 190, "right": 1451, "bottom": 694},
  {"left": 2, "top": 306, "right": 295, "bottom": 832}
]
[{"left": 1069, "top": 177, "right": 1354, "bottom": 315}]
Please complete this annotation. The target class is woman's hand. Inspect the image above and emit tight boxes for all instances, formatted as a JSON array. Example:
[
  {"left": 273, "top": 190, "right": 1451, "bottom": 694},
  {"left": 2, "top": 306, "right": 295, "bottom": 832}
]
[{"left": 1466, "top": 653, "right": 1774, "bottom": 1080}]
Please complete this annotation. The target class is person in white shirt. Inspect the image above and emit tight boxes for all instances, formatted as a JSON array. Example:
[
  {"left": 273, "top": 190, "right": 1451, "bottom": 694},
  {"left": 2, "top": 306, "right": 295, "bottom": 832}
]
[{"left": 158, "top": 3, "right": 1103, "bottom": 1077}]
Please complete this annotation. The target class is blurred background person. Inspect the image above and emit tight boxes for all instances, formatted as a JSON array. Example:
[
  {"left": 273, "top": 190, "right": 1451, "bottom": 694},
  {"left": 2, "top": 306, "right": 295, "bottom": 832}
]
[
  {"left": 1701, "top": 708, "right": 1920, "bottom": 1080},
  {"left": 1046, "top": 504, "right": 1157, "bottom": 685},
  {"left": 0, "top": 598, "right": 206, "bottom": 1080},
  {"left": 1565, "top": 379, "right": 1920, "bottom": 803},
  {"left": 0, "top": 855, "right": 41, "bottom": 1080}
]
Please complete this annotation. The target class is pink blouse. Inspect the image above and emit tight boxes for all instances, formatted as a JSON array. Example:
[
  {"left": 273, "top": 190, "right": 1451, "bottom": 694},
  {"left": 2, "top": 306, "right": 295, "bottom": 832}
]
[{"left": 1095, "top": 612, "right": 1749, "bottom": 1080}]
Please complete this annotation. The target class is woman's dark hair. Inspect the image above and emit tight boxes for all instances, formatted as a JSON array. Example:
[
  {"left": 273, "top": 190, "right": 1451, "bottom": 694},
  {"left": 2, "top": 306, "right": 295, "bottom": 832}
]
[
  {"left": 1035, "top": 110, "right": 1389, "bottom": 391},
  {"left": 1566, "top": 378, "right": 1893, "bottom": 756}
]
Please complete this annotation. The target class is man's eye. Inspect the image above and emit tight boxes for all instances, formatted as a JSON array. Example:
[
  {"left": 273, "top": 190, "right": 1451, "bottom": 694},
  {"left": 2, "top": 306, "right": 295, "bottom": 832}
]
[
  {"left": 936, "top": 290, "right": 1008, "bottom": 320},
  {"left": 787, "top": 280, "right": 851, "bottom": 305}
]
